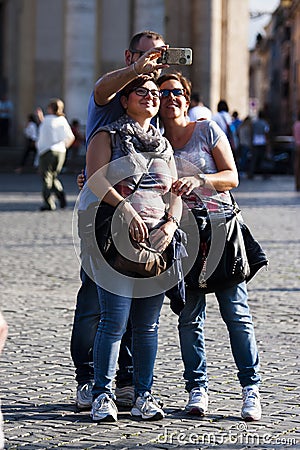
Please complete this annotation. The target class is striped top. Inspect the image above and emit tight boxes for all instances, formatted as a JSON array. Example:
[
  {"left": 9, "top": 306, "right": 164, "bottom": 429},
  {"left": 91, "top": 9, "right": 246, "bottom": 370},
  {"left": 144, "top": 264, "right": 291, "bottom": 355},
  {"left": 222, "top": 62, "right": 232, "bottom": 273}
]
[{"left": 106, "top": 132, "right": 173, "bottom": 228}]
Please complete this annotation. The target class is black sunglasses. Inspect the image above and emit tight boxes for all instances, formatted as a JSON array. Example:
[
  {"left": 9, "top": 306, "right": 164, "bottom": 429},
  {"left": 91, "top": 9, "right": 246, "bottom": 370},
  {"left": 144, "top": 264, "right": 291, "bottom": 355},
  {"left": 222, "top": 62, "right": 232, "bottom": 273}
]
[
  {"left": 133, "top": 87, "right": 160, "bottom": 99},
  {"left": 129, "top": 49, "right": 146, "bottom": 57},
  {"left": 159, "top": 88, "right": 185, "bottom": 98}
]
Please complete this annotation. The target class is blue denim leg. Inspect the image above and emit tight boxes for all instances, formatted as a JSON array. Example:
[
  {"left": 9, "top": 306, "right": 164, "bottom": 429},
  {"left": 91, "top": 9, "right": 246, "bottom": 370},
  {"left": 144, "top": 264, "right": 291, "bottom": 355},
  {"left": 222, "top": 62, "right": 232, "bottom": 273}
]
[
  {"left": 70, "top": 266, "right": 134, "bottom": 386},
  {"left": 116, "top": 319, "right": 133, "bottom": 387},
  {"left": 130, "top": 293, "right": 164, "bottom": 395},
  {"left": 70, "top": 267, "right": 100, "bottom": 384},
  {"left": 215, "top": 282, "right": 261, "bottom": 387},
  {"left": 92, "top": 286, "right": 132, "bottom": 398},
  {"left": 178, "top": 289, "right": 208, "bottom": 392},
  {"left": 92, "top": 285, "right": 164, "bottom": 399}
]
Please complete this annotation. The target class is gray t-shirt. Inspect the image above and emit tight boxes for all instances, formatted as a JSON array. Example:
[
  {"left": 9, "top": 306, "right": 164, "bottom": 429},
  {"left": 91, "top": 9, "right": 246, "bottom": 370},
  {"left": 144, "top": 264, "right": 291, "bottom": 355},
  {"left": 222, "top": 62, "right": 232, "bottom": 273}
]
[{"left": 173, "top": 120, "right": 231, "bottom": 209}]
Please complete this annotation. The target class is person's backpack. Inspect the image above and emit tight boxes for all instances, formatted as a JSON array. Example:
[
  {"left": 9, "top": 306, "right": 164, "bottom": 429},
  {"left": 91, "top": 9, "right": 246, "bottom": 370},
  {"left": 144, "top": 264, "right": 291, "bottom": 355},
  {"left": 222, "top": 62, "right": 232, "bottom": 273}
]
[{"left": 220, "top": 114, "right": 236, "bottom": 155}]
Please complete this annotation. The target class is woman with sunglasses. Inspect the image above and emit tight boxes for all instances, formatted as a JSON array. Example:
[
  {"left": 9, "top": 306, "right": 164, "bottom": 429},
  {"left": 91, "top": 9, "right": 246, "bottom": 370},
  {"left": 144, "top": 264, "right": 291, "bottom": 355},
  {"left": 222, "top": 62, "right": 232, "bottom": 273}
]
[
  {"left": 85, "top": 75, "right": 182, "bottom": 422},
  {"left": 157, "top": 72, "right": 262, "bottom": 422}
]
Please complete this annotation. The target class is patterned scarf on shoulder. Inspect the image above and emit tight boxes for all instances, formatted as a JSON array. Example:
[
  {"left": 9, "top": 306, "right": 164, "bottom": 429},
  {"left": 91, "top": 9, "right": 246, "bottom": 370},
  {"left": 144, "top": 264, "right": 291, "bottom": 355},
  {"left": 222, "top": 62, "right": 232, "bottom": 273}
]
[{"left": 97, "top": 114, "right": 173, "bottom": 160}]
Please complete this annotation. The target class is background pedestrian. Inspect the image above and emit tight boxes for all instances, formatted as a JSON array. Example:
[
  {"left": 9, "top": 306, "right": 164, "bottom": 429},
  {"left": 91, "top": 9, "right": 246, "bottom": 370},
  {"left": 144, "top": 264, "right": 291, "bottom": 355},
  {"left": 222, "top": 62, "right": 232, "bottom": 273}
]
[
  {"left": 15, "top": 113, "right": 39, "bottom": 174},
  {"left": 188, "top": 92, "right": 212, "bottom": 121},
  {"left": 292, "top": 112, "right": 300, "bottom": 191},
  {"left": 0, "top": 93, "right": 13, "bottom": 146},
  {"left": 36, "top": 98, "right": 74, "bottom": 211}
]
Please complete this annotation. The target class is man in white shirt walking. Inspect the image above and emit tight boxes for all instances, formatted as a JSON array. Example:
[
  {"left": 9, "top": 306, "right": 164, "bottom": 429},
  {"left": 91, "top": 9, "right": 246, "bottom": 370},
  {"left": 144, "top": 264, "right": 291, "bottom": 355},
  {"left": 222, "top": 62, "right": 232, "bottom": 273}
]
[{"left": 37, "top": 98, "right": 74, "bottom": 211}]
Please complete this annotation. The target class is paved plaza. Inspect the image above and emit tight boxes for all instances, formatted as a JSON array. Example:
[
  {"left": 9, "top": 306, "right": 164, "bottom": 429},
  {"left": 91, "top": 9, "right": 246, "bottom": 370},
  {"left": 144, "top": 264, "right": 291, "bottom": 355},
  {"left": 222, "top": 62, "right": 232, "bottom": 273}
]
[{"left": 0, "top": 172, "right": 299, "bottom": 449}]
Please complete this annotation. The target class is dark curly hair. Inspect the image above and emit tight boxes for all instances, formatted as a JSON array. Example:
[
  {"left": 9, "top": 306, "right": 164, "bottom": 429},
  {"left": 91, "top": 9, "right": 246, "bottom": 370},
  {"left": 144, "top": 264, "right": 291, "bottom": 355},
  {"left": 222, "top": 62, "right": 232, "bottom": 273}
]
[{"left": 120, "top": 75, "right": 157, "bottom": 98}]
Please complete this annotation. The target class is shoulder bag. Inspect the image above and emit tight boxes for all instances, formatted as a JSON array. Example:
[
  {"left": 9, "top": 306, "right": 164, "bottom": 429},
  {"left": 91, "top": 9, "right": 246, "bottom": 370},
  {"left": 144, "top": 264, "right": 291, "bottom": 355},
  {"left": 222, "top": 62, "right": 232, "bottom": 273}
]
[
  {"left": 185, "top": 193, "right": 268, "bottom": 293},
  {"left": 93, "top": 159, "right": 186, "bottom": 279}
]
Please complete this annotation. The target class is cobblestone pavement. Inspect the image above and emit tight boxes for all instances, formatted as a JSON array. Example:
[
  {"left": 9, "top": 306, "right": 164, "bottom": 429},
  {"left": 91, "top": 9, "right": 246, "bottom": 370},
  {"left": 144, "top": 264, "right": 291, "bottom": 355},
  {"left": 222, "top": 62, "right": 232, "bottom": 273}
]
[{"left": 0, "top": 173, "right": 299, "bottom": 449}]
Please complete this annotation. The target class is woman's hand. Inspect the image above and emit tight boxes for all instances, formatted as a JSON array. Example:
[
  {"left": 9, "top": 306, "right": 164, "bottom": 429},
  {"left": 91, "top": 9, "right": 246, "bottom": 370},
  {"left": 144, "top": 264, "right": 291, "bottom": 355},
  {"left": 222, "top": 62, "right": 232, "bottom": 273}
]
[
  {"left": 121, "top": 202, "right": 149, "bottom": 242},
  {"left": 128, "top": 216, "right": 149, "bottom": 243},
  {"left": 149, "top": 220, "right": 177, "bottom": 253},
  {"left": 172, "top": 175, "right": 202, "bottom": 196}
]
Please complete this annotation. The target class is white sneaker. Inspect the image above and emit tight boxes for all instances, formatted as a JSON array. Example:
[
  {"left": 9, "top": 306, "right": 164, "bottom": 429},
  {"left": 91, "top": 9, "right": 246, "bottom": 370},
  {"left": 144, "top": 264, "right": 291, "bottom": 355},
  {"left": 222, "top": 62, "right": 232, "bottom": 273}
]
[
  {"left": 115, "top": 385, "right": 135, "bottom": 407},
  {"left": 91, "top": 393, "right": 118, "bottom": 422},
  {"left": 76, "top": 382, "right": 94, "bottom": 410},
  {"left": 131, "top": 391, "right": 165, "bottom": 420},
  {"left": 185, "top": 387, "right": 208, "bottom": 416},
  {"left": 241, "top": 385, "right": 261, "bottom": 421}
]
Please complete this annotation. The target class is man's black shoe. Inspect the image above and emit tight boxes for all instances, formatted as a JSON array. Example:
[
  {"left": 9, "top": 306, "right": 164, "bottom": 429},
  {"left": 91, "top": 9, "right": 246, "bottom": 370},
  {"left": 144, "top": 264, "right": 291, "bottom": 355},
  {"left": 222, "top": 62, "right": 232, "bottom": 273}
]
[{"left": 57, "top": 191, "right": 67, "bottom": 209}]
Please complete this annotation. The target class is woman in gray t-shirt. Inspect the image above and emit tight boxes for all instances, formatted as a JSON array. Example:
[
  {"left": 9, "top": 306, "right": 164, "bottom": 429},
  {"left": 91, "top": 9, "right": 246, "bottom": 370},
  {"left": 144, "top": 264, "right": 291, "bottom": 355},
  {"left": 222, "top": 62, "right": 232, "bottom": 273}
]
[{"left": 158, "top": 72, "right": 262, "bottom": 423}]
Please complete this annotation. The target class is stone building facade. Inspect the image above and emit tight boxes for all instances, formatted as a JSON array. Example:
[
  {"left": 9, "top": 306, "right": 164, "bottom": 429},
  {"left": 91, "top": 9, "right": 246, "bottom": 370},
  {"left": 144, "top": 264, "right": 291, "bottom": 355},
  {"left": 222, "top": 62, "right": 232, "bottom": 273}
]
[
  {"left": 249, "top": 0, "right": 300, "bottom": 135},
  {"left": 0, "top": 0, "right": 249, "bottom": 145}
]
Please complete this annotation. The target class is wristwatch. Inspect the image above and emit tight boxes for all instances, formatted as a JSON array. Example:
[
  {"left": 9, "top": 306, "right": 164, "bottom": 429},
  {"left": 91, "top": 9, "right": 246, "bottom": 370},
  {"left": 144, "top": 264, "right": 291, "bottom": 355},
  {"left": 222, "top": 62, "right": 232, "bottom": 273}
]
[{"left": 197, "top": 173, "right": 207, "bottom": 187}]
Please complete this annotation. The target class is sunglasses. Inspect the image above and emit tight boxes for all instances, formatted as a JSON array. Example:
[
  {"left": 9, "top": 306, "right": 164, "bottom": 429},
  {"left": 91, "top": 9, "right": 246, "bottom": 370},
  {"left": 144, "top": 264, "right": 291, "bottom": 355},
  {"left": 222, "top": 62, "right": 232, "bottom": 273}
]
[
  {"left": 159, "top": 88, "right": 185, "bottom": 98},
  {"left": 133, "top": 87, "right": 160, "bottom": 99},
  {"left": 129, "top": 49, "right": 146, "bottom": 57}
]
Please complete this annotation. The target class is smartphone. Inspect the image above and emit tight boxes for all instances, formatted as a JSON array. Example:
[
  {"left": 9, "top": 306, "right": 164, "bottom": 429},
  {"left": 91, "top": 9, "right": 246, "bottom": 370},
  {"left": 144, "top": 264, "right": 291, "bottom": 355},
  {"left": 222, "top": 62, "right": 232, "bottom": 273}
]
[{"left": 158, "top": 48, "right": 192, "bottom": 65}]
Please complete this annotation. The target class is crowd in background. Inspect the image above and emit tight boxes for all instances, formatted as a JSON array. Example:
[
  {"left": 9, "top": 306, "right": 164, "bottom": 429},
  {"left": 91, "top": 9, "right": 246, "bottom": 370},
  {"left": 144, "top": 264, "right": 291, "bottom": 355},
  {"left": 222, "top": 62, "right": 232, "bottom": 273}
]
[
  {"left": 187, "top": 95, "right": 272, "bottom": 181},
  {"left": 2, "top": 92, "right": 296, "bottom": 186}
]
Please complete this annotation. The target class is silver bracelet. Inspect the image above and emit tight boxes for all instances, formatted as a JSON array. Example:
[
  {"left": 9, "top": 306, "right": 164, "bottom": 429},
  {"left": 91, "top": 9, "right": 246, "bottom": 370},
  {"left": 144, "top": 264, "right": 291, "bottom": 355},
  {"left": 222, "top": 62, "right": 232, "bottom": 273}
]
[{"left": 166, "top": 214, "right": 180, "bottom": 228}]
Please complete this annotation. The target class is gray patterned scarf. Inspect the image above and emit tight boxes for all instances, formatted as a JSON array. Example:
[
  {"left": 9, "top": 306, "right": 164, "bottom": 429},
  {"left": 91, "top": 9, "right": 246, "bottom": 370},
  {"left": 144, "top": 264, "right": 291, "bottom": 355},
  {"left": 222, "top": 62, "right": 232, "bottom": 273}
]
[{"left": 97, "top": 114, "right": 173, "bottom": 161}]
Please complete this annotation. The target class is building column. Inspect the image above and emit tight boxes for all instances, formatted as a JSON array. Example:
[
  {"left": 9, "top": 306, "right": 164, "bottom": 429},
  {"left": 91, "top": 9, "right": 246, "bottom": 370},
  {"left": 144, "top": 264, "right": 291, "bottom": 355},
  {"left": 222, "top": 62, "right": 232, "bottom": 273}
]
[
  {"left": 190, "top": 0, "right": 214, "bottom": 108},
  {"left": 220, "top": 0, "right": 249, "bottom": 116},
  {"left": 64, "top": 0, "right": 97, "bottom": 125},
  {"left": 133, "top": 0, "right": 164, "bottom": 36}
]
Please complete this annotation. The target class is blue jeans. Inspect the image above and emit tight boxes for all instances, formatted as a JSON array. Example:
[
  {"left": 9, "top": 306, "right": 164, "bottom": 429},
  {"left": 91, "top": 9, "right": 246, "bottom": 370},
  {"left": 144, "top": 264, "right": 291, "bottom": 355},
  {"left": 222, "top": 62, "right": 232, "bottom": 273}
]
[
  {"left": 248, "top": 145, "right": 266, "bottom": 177},
  {"left": 92, "top": 285, "right": 164, "bottom": 398},
  {"left": 239, "top": 144, "right": 250, "bottom": 172},
  {"left": 178, "top": 282, "right": 261, "bottom": 392},
  {"left": 70, "top": 267, "right": 133, "bottom": 386}
]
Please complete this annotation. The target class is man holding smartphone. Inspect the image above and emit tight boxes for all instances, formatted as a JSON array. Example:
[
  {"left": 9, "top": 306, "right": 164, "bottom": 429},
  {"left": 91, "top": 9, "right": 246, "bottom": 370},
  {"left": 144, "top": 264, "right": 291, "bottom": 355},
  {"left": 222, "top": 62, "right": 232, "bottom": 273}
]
[{"left": 71, "top": 30, "right": 168, "bottom": 412}]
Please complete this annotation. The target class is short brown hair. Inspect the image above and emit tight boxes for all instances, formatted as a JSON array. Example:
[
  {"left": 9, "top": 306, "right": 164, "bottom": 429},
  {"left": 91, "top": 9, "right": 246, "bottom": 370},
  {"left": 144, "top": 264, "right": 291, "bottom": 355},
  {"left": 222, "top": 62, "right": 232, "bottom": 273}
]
[
  {"left": 120, "top": 75, "right": 157, "bottom": 98},
  {"left": 128, "top": 31, "right": 165, "bottom": 52},
  {"left": 48, "top": 98, "right": 65, "bottom": 116},
  {"left": 157, "top": 72, "right": 192, "bottom": 102}
]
